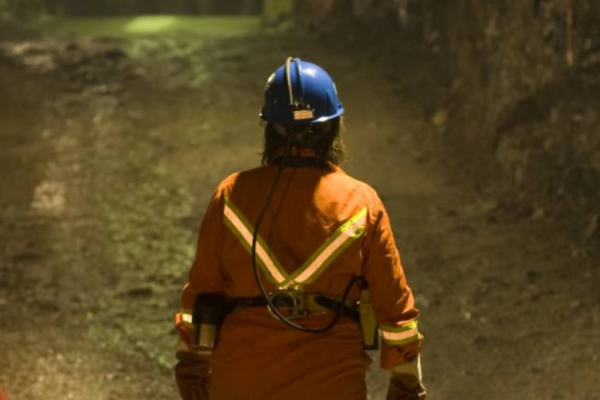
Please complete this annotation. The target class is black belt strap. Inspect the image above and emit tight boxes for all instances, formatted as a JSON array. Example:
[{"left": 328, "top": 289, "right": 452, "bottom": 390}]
[
  {"left": 234, "top": 296, "right": 360, "bottom": 323},
  {"left": 313, "top": 296, "right": 360, "bottom": 322}
]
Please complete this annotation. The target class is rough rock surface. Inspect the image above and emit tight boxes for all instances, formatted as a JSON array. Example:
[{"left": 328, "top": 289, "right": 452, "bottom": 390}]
[{"left": 299, "top": 0, "right": 600, "bottom": 255}]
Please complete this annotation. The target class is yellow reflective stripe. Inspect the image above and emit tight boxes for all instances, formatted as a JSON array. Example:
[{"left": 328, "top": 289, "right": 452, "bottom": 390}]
[
  {"left": 380, "top": 321, "right": 418, "bottom": 333},
  {"left": 284, "top": 207, "right": 367, "bottom": 287},
  {"left": 223, "top": 198, "right": 288, "bottom": 285},
  {"left": 181, "top": 310, "right": 194, "bottom": 328},
  {"left": 223, "top": 198, "right": 367, "bottom": 289},
  {"left": 294, "top": 110, "right": 315, "bottom": 120},
  {"left": 380, "top": 321, "right": 420, "bottom": 345}
]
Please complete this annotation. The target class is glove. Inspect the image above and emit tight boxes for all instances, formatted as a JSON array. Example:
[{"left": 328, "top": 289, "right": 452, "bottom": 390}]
[
  {"left": 174, "top": 343, "right": 211, "bottom": 400},
  {"left": 386, "top": 373, "right": 427, "bottom": 400},
  {"left": 386, "top": 356, "right": 427, "bottom": 400}
]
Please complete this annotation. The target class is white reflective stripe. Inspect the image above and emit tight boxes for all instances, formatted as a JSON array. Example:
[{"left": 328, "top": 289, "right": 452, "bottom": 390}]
[
  {"left": 380, "top": 321, "right": 420, "bottom": 345},
  {"left": 182, "top": 313, "right": 193, "bottom": 324},
  {"left": 224, "top": 204, "right": 287, "bottom": 284},
  {"left": 381, "top": 327, "right": 419, "bottom": 343},
  {"left": 292, "top": 211, "right": 367, "bottom": 284},
  {"left": 224, "top": 198, "right": 367, "bottom": 288}
]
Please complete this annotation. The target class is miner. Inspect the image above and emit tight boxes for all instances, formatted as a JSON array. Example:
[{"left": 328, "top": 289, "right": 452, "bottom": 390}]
[{"left": 174, "top": 57, "right": 426, "bottom": 400}]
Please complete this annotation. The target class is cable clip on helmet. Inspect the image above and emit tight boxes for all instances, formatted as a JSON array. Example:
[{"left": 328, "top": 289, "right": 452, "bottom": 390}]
[
  {"left": 260, "top": 57, "right": 344, "bottom": 126},
  {"left": 285, "top": 57, "right": 315, "bottom": 122}
]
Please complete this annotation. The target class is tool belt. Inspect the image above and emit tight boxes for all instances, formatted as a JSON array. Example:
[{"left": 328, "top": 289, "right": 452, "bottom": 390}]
[{"left": 233, "top": 292, "right": 360, "bottom": 322}]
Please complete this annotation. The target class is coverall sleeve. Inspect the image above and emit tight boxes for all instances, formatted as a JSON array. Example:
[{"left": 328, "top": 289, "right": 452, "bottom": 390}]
[
  {"left": 362, "top": 197, "right": 423, "bottom": 370},
  {"left": 175, "top": 186, "right": 228, "bottom": 347}
]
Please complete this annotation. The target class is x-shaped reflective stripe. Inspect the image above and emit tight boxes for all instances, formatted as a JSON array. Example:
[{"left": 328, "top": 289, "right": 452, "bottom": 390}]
[
  {"left": 223, "top": 199, "right": 289, "bottom": 285},
  {"left": 223, "top": 197, "right": 367, "bottom": 288}
]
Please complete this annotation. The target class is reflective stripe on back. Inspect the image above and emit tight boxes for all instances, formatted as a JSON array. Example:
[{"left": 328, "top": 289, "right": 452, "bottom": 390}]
[
  {"left": 224, "top": 198, "right": 288, "bottom": 285},
  {"left": 282, "top": 208, "right": 367, "bottom": 288},
  {"left": 223, "top": 197, "right": 367, "bottom": 289}
]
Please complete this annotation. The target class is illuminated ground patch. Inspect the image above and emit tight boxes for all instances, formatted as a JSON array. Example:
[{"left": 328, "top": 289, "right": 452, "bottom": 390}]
[{"left": 36, "top": 16, "right": 261, "bottom": 38}]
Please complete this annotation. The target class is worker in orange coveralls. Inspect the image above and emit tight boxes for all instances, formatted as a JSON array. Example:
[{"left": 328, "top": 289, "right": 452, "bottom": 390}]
[{"left": 174, "top": 57, "right": 426, "bottom": 400}]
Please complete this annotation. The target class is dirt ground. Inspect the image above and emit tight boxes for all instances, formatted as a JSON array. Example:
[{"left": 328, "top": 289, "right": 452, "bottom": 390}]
[{"left": 0, "top": 24, "right": 598, "bottom": 400}]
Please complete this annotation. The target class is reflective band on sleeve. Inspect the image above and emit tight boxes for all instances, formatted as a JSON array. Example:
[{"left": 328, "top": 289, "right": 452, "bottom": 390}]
[
  {"left": 285, "top": 208, "right": 367, "bottom": 287},
  {"left": 380, "top": 321, "right": 420, "bottom": 346},
  {"left": 224, "top": 198, "right": 288, "bottom": 285},
  {"left": 181, "top": 310, "right": 194, "bottom": 328}
]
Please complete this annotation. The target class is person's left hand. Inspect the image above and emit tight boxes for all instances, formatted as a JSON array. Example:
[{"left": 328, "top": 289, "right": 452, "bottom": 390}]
[
  {"left": 175, "top": 350, "right": 211, "bottom": 400},
  {"left": 386, "top": 356, "right": 426, "bottom": 400},
  {"left": 386, "top": 372, "right": 426, "bottom": 400}
]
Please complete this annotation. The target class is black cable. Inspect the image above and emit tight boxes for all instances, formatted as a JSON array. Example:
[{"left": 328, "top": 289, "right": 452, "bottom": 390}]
[
  {"left": 251, "top": 57, "right": 362, "bottom": 333},
  {"left": 251, "top": 130, "right": 363, "bottom": 333}
]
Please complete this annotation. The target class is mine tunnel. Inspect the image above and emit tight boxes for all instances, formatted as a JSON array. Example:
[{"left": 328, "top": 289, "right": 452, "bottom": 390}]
[{"left": 0, "top": 0, "right": 599, "bottom": 399}]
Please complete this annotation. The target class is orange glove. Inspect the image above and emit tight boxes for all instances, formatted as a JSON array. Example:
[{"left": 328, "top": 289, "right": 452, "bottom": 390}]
[{"left": 175, "top": 349, "right": 211, "bottom": 400}]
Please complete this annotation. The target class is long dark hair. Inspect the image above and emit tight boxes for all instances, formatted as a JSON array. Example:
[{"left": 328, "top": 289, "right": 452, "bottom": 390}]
[{"left": 261, "top": 117, "right": 345, "bottom": 166}]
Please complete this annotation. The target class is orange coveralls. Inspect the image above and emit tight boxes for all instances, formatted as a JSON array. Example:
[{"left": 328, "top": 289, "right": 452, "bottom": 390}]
[{"left": 176, "top": 163, "right": 423, "bottom": 400}]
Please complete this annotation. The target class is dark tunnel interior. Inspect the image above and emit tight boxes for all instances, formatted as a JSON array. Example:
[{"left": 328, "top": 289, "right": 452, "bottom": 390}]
[{"left": 0, "top": 1, "right": 599, "bottom": 399}]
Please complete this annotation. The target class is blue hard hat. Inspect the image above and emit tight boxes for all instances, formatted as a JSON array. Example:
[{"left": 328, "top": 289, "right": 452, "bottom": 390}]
[{"left": 260, "top": 58, "right": 344, "bottom": 125}]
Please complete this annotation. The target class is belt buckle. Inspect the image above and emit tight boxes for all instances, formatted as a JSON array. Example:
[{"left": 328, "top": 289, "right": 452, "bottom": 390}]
[{"left": 267, "top": 290, "right": 307, "bottom": 321}]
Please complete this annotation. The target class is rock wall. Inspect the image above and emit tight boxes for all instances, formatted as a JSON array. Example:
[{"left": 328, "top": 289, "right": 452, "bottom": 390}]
[
  {"left": 303, "top": 0, "right": 600, "bottom": 243},
  {"left": 0, "top": 0, "right": 43, "bottom": 32}
]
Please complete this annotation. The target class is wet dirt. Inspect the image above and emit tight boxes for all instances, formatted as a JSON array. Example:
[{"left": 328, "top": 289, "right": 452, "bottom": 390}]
[{"left": 0, "top": 27, "right": 599, "bottom": 400}]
